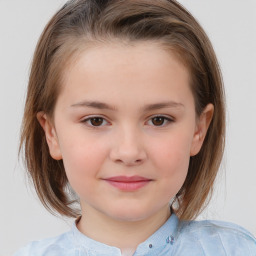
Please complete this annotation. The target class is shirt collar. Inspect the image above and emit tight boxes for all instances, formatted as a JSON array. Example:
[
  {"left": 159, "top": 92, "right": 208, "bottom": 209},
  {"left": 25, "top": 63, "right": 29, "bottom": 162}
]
[{"left": 71, "top": 213, "right": 179, "bottom": 255}]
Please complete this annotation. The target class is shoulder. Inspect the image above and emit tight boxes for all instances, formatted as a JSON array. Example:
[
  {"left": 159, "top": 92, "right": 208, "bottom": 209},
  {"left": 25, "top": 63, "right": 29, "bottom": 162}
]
[
  {"left": 175, "top": 218, "right": 256, "bottom": 255},
  {"left": 13, "top": 231, "right": 75, "bottom": 256}
]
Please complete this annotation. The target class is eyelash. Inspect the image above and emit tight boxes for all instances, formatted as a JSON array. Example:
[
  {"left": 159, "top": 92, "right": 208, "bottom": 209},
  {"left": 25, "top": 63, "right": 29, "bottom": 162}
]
[{"left": 81, "top": 115, "right": 174, "bottom": 128}]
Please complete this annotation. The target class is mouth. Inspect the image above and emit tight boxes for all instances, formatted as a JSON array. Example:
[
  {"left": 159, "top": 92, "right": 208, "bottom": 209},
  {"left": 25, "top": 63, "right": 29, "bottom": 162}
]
[{"left": 103, "top": 176, "right": 152, "bottom": 191}]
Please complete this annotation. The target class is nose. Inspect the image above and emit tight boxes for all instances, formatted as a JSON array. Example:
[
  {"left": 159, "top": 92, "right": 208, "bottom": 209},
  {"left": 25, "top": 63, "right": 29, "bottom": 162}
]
[{"left": 109, "top": 126, "right": 147, "bottom": 166}]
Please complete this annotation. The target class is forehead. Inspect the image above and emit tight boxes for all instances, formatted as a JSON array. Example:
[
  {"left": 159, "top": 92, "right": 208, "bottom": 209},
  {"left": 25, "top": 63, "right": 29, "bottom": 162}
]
[
  {"left": 58, "top": 41, "right": 193, "bottom": 108},
  {"left": 62, "top": 41, "right": 190, "bottom": 83}
]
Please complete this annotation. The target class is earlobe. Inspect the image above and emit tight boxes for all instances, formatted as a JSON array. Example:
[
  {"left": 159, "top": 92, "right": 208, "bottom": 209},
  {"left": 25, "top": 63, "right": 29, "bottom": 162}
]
[
  {"left": 190, "top": 104, "right": 214, "bottom": 156},
  {"left": 37, "top": 112, "right": 62, "bottom": 160}
]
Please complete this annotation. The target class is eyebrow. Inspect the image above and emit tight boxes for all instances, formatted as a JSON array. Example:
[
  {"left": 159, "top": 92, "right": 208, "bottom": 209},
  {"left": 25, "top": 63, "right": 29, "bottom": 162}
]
[{"left": 70, "top": 100, "right": 184, "bottom": 111}]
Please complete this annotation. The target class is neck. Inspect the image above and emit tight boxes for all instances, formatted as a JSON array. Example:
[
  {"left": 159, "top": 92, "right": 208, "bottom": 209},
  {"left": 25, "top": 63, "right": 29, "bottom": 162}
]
[{"left": 77, "top": 205, "right": 171, "bottom": 253}]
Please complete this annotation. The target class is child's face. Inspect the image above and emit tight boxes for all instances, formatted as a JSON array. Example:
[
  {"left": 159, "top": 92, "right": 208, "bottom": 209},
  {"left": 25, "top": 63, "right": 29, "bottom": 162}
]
[{"left": 41, "top": 42, "right": 212, "bottom": 222}]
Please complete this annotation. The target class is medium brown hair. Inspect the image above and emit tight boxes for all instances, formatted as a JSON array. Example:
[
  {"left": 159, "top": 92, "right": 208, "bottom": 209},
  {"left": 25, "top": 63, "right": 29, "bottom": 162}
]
[{"left": 20, "top": 0, "right": 225, "bottom": 220}]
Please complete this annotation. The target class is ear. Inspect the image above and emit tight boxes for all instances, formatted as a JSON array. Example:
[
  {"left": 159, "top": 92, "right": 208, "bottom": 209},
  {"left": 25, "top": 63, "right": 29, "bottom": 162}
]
[
  {"left": 37, "top": 112, "right": 62, "bottom": 160},
  {"left": 190, "top": 104, "right": 214, "bottom": 156}
]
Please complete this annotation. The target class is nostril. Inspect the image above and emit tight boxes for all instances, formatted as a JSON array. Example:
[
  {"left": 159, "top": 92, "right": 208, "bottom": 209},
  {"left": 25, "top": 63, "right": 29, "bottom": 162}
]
[{"left": 114, "top": 157, "right": 144, "bottom": 166}]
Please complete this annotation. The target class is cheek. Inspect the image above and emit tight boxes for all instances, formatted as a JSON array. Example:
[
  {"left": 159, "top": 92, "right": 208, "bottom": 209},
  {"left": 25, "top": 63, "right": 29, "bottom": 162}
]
[
  {"left": 150, "top": 131, "right": 192, "bottom": 179},
  {"left": 152, "top": 139, "right": 190, "bottom": 199},
  {"left": 58, "top": 133, "right": 109, "bottom": 191}
]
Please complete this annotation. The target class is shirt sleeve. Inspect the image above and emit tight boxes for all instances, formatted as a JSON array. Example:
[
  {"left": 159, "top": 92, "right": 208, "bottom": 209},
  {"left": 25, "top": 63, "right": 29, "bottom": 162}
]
[
  {"left": 13, "top": 244, "right": 31, "bottom": 256},
  {"left": 176, "top": 219, "right": 256, "bottom": 255}
]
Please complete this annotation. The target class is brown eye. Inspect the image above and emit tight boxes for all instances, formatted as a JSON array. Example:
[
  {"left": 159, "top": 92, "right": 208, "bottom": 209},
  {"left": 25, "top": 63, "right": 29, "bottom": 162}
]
[
  {"left": 152, "top": 116, "right": 165, "bottom": 126},
  {"left": 149, "top": 116, "right": 173, "bottom": 126},
  {"left": 90, "top": 117, "right": 104, "bottom": 126},
  {"left": 82, "top": 116, "right": 109, "bottom": 128}
]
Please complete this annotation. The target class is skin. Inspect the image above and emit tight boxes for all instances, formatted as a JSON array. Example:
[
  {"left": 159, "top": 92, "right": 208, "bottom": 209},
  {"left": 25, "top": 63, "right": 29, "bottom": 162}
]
[{"left": 38, "top": 41, "right": 213, "bottom": 253}]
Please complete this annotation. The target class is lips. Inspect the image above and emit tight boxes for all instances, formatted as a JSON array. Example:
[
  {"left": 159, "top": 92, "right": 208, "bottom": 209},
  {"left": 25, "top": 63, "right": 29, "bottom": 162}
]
[{"left": 103, "top": 176, "right": 152, "bottom": 191}]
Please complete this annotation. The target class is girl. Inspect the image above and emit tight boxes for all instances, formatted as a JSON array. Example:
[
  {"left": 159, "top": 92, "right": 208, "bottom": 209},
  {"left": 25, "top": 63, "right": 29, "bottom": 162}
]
[{"left": 15, "top": 0, "right": 256, "bottom": 255}]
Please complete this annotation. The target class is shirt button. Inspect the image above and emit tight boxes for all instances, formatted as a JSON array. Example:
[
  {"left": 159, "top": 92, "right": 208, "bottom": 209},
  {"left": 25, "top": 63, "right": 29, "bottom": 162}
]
[{"left": 149, "top": 244, "right": 153, "bottom": 248}]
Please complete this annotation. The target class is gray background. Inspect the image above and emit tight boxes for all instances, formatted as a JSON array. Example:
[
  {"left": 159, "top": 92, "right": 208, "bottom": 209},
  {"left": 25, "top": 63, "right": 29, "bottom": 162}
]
[{"left": 0, "top": 0, "right": 255, "bottom": 255}]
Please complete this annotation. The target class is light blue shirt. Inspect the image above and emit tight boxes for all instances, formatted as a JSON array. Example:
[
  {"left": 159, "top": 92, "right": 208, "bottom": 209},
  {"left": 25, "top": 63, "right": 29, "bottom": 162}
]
[{"left": 14, "top": 214, "right": 256, "bottom": 255}]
